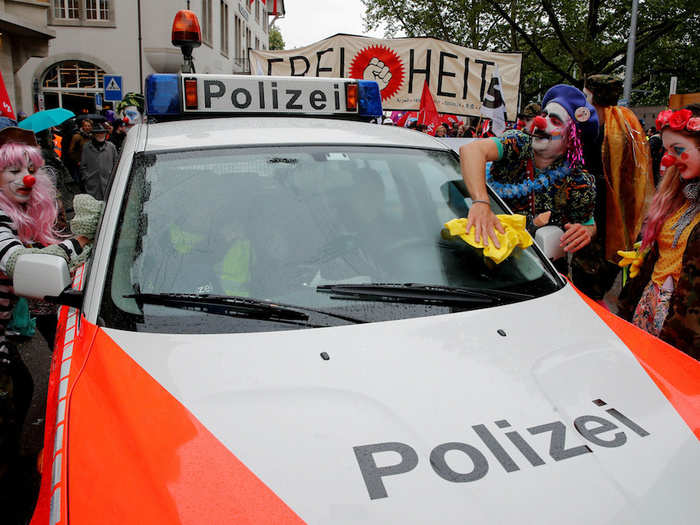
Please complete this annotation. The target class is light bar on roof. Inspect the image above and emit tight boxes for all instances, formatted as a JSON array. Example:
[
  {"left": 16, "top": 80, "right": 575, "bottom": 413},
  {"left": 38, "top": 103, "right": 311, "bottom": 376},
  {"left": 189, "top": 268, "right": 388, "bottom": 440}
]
[{"left": 145, "top": 74, "right": 383, "bottom": 120}]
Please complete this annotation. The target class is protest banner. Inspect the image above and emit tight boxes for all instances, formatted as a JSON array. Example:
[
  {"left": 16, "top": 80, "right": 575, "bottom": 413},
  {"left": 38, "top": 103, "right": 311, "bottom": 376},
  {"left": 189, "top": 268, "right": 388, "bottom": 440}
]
[{"left": 250, "top": 34, "right": 522, "bottom": 119}]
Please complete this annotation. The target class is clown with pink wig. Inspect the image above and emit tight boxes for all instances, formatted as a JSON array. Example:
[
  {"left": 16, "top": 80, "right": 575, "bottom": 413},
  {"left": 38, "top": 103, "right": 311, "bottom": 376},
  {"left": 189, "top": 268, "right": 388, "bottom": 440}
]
[
  {"left": 458, "top": 84, "right": 599, "bottom": 266},
  {"left": 617, "top": 105, "right": 700, "bottom": 358},
  {"left": 0, "top": 126, "right": 101, "bottom": 476}
]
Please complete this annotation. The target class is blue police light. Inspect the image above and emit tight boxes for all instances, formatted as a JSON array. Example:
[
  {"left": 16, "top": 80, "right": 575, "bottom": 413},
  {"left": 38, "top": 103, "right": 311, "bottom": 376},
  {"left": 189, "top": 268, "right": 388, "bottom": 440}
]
[
  {"left": 357, "top": 80, "right": 383, "bottom": 119},
  {"left": 145, "top": 74, "right": 181, "bottom": 116}
]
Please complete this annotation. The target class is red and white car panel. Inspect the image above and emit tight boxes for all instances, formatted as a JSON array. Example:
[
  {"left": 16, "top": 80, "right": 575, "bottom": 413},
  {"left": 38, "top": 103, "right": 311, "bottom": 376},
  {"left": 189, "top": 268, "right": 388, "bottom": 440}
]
[
  {"left": 28, "top": 111, "right": 699, "bottom": 525},
  {"left": 33, "top": 271, "right": 700, "bottom": 524}
]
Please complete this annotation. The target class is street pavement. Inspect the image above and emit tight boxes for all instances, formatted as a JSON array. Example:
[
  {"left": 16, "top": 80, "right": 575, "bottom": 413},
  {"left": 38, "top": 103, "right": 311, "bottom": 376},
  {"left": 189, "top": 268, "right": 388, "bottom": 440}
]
[
  {"left": 19, "top": 334, "right": 52, "bottom": 457},
  {"left": 2, "top": 334, "right": 52, "bottom": 524}
]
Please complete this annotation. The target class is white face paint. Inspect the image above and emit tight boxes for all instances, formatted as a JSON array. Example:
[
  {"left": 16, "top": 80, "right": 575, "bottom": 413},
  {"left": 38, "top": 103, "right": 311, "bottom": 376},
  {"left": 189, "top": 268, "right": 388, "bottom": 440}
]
[
  {"left": 531, "top": 101, "right": 571, "bottom": 159},
  {"left": 662, "top": 129, "right": 700, "bottom": 181},
  {"left": 0, "top": 163, "right": 35, "bottom": 204},
  {"left": 123, "top": 105, "right": 142, "bottom": 126},
  {"left": 583, "top": 87, "right": 594, "bottom": 105}
]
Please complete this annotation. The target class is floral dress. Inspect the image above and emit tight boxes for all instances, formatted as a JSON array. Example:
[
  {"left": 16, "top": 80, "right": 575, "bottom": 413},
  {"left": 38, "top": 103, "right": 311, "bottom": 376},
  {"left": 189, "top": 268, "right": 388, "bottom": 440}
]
[
  {"left": 618, "top": 212, "right": 700, "bottom": 359},
  {"left": 632, "top": 201, "right": 700, "bottom": 351}
]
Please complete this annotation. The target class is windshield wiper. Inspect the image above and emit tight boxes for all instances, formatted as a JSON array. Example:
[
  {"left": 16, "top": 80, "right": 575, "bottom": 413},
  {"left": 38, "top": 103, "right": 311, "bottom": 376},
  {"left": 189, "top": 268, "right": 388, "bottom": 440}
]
[
  {"left": 124, "top": 293, "right": 365, "bottom": 325},
  {"left": 316, "top": 283, "right": 534, "bottom": 306}
]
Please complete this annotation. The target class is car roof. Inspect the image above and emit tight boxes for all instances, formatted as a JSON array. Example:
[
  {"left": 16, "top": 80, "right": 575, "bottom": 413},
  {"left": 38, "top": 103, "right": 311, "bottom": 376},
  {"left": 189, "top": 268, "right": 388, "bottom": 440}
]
[{"left": 142, "top": 116, "right": 449, "bottom": 152}]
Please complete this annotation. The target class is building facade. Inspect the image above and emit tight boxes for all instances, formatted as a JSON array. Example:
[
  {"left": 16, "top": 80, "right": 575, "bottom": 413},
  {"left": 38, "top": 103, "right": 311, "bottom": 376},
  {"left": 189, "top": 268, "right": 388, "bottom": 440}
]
[
  {"left": 630, "top": 106, "right": 666, "bottom": 131},
  {"left": 0, "top": 0, "right": 55, "bottom": 115},
  {"left": 15, "top": 0, "right": 272, "bottom": 115}
]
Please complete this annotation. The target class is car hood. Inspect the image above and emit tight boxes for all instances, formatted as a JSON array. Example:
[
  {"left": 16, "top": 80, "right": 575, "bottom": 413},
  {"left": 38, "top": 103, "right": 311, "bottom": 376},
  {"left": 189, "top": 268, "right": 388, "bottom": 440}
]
[{"left": 68, "top": 284, "right": 699, "bottom": 524}]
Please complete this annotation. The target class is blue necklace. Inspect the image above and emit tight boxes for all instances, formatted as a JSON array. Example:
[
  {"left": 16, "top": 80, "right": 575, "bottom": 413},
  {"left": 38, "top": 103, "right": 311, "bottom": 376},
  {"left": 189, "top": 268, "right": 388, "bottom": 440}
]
[{"left": 486, "top": 161, "right": 572, "bottom": 200}]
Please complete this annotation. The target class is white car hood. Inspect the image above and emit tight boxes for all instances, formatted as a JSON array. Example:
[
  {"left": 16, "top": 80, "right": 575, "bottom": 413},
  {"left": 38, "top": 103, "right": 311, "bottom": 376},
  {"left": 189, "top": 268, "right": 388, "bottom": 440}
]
[{"left": 106, "top": 284, "right": 699, "bottom": 524}]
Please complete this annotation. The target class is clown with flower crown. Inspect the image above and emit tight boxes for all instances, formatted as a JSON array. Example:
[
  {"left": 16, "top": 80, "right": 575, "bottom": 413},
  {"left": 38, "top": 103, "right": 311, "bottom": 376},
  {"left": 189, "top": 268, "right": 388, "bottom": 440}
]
[
  {"left": 617, "top": 106, "right": 700, "bottom": 358},
  {"left": 459, "top": 84, "right": 599, "bottom": 267}
]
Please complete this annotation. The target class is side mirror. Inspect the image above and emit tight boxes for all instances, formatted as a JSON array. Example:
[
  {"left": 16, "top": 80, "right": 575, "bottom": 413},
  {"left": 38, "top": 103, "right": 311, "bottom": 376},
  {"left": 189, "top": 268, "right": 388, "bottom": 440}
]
[
  {"left": 534, "top": 225, "right": 565, "bottom": 261},
  {"left": 12, "top": 254, "right": 82, "bottom": 307}
]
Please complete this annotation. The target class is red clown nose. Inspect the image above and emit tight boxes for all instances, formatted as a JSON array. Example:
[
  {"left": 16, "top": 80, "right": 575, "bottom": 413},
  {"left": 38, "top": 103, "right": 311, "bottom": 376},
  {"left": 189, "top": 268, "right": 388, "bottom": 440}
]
[
  {"left": 532, "top": 116, "right": 547, "bottom": 130},
  {"left": 661, "top": 154, "right": 677, "bottom": 168},
  {"left": 22, "top": 175, "right": 36, "bottom": 188}
]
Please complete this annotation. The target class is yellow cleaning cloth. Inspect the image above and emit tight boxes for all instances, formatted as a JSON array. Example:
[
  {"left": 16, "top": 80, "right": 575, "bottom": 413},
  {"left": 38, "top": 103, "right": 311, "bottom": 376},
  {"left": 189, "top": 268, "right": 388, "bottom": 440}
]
[{"left": 442, "top": 214, "right": 533, "bottom": 264}]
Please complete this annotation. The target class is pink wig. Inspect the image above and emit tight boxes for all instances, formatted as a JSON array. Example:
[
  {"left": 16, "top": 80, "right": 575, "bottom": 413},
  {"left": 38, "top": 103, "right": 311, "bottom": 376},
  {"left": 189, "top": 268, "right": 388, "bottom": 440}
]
[
  {"left": 566, "top": 123, "right": 585, "bottom": 166},
  {"left": 0, "top": 143, "right": 62, "bottom": 245},
  {"left": 641, "top": 165, "right": 687, "bottom": 249}
]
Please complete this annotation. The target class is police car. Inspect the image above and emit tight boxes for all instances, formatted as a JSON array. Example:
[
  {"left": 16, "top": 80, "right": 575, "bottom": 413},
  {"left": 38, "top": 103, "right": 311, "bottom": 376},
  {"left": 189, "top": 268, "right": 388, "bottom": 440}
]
[{"left": 18, "top": 22, "right": 700, "bottom": 525}]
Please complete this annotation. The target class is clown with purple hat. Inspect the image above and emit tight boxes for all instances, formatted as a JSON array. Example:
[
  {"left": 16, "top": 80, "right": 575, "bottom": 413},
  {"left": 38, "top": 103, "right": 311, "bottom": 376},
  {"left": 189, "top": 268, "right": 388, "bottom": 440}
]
[{"left": 459, "top": 84, "right": 599, "bottom": 258}]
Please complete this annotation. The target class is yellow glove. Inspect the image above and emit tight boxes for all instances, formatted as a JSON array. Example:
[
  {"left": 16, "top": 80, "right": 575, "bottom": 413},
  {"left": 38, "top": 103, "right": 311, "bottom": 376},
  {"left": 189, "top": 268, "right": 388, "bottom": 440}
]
[{"left": 617, "top": 241, "right": 644, "bottom": 278}]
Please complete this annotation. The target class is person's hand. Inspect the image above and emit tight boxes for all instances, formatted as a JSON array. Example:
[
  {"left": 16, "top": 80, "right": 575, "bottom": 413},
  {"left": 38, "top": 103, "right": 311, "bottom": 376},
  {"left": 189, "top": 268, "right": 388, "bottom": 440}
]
[
  {"left": 70, "top": 194, "right": 104, "bottom": 240},
  {"left": 466, "top": 202, "right": 504, "bottom": 248},
  {"left": 533, "top": 211, "right": 551, "bottom": 228},
  {"left": 75, "top": 235, "right": 91, "bottom": 248},
  {"left": 561, "top": 223, "right": 595, "bottom": 253}
]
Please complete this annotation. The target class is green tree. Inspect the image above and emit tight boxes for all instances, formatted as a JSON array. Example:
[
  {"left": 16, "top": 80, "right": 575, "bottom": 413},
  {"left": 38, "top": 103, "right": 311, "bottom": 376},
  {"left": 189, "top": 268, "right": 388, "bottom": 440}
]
[
  {"left": 362, "top": 0, "right": 699, "bottom": 105},
  {"left": 269, "top": 25, "right": 285, "bottom": 50}
]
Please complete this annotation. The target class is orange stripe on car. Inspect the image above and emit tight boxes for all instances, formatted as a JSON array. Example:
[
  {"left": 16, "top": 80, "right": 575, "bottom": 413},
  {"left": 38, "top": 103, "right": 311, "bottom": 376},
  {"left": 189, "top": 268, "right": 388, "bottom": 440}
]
[
  {"left": 574, "top": 284, "right": 700, "bottom": 440},
  {"left": 32, "top": 304, "right": 93, "bottom": 525},
  {"left": 67, "top": 326, "right": 306, "bottom": 524}
]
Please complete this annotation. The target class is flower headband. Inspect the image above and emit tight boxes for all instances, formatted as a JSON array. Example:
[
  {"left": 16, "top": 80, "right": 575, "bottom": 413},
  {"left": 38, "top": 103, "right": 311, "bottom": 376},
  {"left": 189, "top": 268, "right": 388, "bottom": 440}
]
[{"left": 655, "top": 109, "right": 700, "bottom": 133}]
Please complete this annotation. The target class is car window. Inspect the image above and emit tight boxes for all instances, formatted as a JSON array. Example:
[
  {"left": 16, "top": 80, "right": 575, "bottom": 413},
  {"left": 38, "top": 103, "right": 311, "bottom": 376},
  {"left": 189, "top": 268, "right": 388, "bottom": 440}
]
[{"left": 100, "top": 145, "right": 561, "bottom": 333}]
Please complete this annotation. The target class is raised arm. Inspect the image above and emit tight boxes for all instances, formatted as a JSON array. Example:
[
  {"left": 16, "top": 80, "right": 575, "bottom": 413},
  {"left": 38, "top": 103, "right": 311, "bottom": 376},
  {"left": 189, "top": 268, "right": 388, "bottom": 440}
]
[{"left": 459, "top": 139, "right": 505, "bottom": 247}]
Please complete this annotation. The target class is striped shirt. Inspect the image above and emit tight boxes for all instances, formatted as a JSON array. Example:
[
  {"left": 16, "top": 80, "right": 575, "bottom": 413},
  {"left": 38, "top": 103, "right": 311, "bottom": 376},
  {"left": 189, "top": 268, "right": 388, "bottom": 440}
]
[{"left": 0, "top": 210, "right": 82, "bottom": 347}]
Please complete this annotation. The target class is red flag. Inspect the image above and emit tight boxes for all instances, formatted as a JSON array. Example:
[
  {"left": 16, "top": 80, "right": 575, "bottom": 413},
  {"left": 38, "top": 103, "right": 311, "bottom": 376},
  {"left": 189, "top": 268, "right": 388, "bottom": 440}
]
[
  {"left": 0, "top": 70, "right": 15, "bottom": 120},
  {"left": 443, "top": 114, "right": 459, "bottom": 125},
  {"left": 417, "top": 81, "right": 440, "bottom": 135},
  {"left": 396, "top": 110, "right": 416, "bottom": 127},
  {"left": 440, "top": 114, "right": 456, "bottom": 128}
]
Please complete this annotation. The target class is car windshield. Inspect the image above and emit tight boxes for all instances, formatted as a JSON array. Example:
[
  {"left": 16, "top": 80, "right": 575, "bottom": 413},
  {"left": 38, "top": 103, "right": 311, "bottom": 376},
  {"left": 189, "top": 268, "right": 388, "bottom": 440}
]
[{"left": 100, "top": 144, "right": 562, "bottom": 333}]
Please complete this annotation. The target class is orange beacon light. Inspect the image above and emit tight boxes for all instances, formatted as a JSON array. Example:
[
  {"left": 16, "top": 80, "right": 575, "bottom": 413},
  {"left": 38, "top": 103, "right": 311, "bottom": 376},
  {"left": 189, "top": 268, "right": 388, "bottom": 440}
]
[
  {"left": 172, "top": 10, "right": 202, "bottom": 48},
  {"left": 172, "top": 10, "right": 201, "bottom": 73}
]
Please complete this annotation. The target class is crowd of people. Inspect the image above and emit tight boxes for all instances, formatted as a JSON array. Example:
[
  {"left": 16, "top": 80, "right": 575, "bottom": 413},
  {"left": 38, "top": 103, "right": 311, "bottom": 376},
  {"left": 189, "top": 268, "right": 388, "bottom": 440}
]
[
  {"left": 384, "top": 115, "right": 499, "bottom": 138},
  {"left": 381, "top": 101, "right": 546, "bottom": 138}
]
